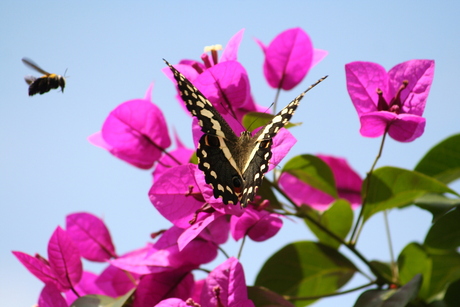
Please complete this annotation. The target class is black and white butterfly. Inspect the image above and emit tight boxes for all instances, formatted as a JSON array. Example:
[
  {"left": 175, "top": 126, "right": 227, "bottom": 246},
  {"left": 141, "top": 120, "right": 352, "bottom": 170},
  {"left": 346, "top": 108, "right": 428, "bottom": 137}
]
[{"left": 165, "top": 59, "right": 326, "bottom": 208}]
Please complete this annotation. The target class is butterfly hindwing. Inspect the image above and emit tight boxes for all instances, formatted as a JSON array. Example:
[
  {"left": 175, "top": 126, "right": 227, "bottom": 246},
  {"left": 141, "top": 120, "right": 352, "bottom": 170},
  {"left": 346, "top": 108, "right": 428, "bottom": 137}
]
[{"left": 197, "top": 134, "right": 241, "bottom": 205}]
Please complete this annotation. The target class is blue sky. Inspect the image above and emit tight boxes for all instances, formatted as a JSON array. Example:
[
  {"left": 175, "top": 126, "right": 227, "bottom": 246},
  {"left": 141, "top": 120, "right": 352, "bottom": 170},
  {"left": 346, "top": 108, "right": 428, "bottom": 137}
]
[{"left": 1, "top": 2, "right": 459, "bottom": 306}]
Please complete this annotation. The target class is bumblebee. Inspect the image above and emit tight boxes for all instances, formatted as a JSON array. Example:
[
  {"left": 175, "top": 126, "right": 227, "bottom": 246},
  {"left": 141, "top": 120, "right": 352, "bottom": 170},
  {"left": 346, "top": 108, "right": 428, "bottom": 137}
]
[{"left": 22, "top": 57, "right": 66, "bottom": 96}]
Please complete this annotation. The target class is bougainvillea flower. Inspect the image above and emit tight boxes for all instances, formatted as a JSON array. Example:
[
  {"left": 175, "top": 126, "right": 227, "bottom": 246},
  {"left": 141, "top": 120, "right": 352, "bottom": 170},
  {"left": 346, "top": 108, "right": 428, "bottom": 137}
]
[
  {"left": 345, "top": 60, "right": 435, "bottom": 142},
  {"left": 38, "top": 284, "right": 67, "bottom": 307},
  {"left": 94, "top": 264, "right": 139, "bottom": 297},
  {"left": 13, "top": 226, "right": 83, "bottom": 293},
  {"left": 165, "top": 60, "right": 264, "bottom": 123},
  {"left": 231, "top": 207, "right": 283, "bottom": 242},
  {"left": 64, "top": 271, "right": 108, "bottom": 305},
  {"left": 88, "top": 84, "right": 171, "bottom": 168},
  {"left": 150, "top": 164, "right": 206, "bottom": 228},
  {"left": 133, "top": 270, "right": 195, "bottom": 307},
  {"left": 279, "top": 155, "right": 362, "bottom": 210},
  {"left": 110, "top": 226, "right": 218, "bottom": 275},
  {"left": 152, "top": 132, "right": 194, "bottom": 182},
  {"left": 201, "top": 257, "right": 255, "bottom": 307},
  {"left": 255, "top": 27, "right": 327, "bottom": 90},
  {"left": 66, "top": 212, "right": 117, "bottom": 262}
]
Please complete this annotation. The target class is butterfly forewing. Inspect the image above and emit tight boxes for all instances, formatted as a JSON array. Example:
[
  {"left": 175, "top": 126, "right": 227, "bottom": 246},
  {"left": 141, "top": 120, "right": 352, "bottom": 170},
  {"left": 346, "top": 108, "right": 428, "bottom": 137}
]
[{"left": 165, "top": 59, "right": 326, "bottom": 207}]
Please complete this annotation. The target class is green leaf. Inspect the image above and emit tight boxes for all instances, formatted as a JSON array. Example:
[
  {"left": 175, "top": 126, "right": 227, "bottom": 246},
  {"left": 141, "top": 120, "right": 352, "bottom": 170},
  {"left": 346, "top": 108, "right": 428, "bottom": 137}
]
[
  {"left": 189, "top": 151, "right": 198, "bottom": 164},
  {"left": 353, "top": 274, "right": 422, "bottom": 307},
  {"left": 363, "top": 167, "right": 457, "bottom": 222},
  {"left": 414, "top": 193, "right": 460, "bottom": 222},
  {"left": 398, "top": 243, "right": 432, "bottom": 300},
  {"left": 398, "top": 243, "right": 460, "bottom": 300},
  {"left": 303, "top": 199, "right": 353, "bottom": 249},
  {"left": 369, "top": 261, "right": 394, "bottom": 284},
  {"left": 429, "top": 250, "right": 460, "bottom": 299},
  {"left": 242, "top": 112, "right": 298, "bottom": 131},
  {"left": 424, "top": 208, "right": 460, "bottom": 250},
  {"left": 415, "top": 133, "right": 460, "bottom": 184},
  {"left": 247, "top": 286, "right": 295, "bottom": 307},
  {"left": 71, "top": 288, "right": 134, "bottom": 307},
  {"left": 255, "top": 241, "right": 357, "bottom": 306},
  {"left": 281, "top": 154, "right": 338, "bottom": 198},
  {"left": 443, "top": 278, "right": 460, "bottom": 307},
  {"left": 258, "top": 178, "right": 282, "bottom": 209}
]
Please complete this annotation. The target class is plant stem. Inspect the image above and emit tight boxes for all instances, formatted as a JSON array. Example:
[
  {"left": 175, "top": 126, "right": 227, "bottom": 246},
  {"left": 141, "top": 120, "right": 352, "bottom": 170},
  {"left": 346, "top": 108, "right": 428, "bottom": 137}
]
[
  {"left": 237, "top": 235, "right": 247, "bottom": 260},
  {"left": 350, "top": 130, "right": 388, "bottom": 244},
  {"left": 383, "top": 210, "right": 398, "bottom": 282},
  {"left": 284, "top": 281, "right": 376, "bottom": 301}
]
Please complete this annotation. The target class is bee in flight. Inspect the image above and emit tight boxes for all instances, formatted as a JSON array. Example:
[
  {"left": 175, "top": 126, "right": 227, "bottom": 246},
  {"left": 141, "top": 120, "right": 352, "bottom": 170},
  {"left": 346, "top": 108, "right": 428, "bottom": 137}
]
[{"left": 22, "top": 57, "right": 66, "bottom": 96}]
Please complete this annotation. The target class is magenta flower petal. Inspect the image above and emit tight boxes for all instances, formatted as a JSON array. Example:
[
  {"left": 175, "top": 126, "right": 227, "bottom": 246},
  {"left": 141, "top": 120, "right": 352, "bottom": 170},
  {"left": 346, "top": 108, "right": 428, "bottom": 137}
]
[
  {"left": 345, "top": 62, "right": 389, "bottom": 116},
  {"left": 312, "top": 49, "right": 329, "bottom": 67},
  {"left": 12, "top": 251, "right": 60, "bottom": 289},
  {"left": 133, "top": 271, "right": 194, "bottom": 307},
  {"left": 221, "top": 28, "right": 245, "bottom": 62},
  {"left": 199, "top": 214, "right": 230, "bottom": 245},
  {"left": 38, "top": 284, "right": 67, "bottom": 307},
  {"left": 318, "top": 155, "right": 362, "bottom": 206},
  {"left": 149, "top": 164, "right": 205, "bottom": 228},
  {"left": 231, "top": 208, "right": 282, "bottom": 242},
  {"left": 257, "top": 27, "right": 315, "bottom": 90},
  {"left": 153, "top": 133, "right": 194, "bottom": 182},
  {"left": 387, "top": 59, "right": 435, "bottom": 116},
  {"left": 47, "top": 226, "right": 82, "bottom": 291},
  {"left": 358, "top": 111, "right": 396, "bottom": 138},
  {"left": 346, "top": 60, "right": 434, "bottom": 142},
  {"left": 279, "top": 155, "right": 362, "bottom": 210},
  {"left": 88, "top": 131, "right": 111, "bottom": 151},
  {"left": 66, "top": 212, "right": 116, "bottom": 262},
  {"left": 96, "top": 265, "right": 139, "bottom": 297},
  {"left": 177, "top": 212, "right": 224, "bottom": 250},
  {"left": 193, "top": 61, "right": 251, "bottom": 115},
  {"left": 154, "top": 298, "right": 190, "bottom": 307},
  {"left": 151, "top": 227, "right": 217, "bottom": 270},
  {"left": 387, "top": 113, "right": 426, "bottom": 142},
  {"left": 201, "top": 257, "right": 254, "bottom": 307},
  {"left": 101, "top": 97, "right": 171, "bottom": 169},
  {"left": 64, "top": 271, "right": 107, "bottom": 305},
  {"left": 360, "top": 111, "right": 426, "bottom": 142},
  {"left": 268, "top": 128, "right": 297, "bottom": 171},
  {"left": 109, "top": 244, "right": 159, "bottom": 275}
]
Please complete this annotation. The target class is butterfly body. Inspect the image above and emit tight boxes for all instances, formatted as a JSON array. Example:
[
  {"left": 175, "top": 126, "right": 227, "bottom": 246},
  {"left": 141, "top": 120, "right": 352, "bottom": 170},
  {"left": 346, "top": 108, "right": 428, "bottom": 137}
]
[
  {"left": 22, "top": 58, "right": 66, "bottom": 96},
  {"left": 165, "top": 59, "right": 325, "bottom": 207}
]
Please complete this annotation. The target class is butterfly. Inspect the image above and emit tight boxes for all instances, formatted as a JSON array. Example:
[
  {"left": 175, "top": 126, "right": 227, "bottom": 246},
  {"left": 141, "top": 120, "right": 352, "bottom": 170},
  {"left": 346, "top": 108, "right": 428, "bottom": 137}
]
[
  {"left": 165, "top": 59, "right": 326, "bottom": 207},
  {"left": 22, "top": 57, "right": 66, "bottom": 96}
]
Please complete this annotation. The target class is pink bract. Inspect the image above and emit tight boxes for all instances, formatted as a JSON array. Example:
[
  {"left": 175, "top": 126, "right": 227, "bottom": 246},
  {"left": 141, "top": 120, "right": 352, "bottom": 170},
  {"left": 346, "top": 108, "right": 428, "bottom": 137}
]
[{"left": 345, "top": 60, "right": 435, "bottom": 142}]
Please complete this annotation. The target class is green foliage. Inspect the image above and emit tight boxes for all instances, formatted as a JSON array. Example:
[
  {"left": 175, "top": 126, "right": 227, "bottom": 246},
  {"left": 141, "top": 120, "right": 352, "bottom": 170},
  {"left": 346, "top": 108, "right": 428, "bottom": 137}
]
[
  {"left": 353, "top": 274, "right": 422, "bottom": 307},
  {"left": 415, "top": 133, "right": 460, "bottom": 184},
  {"left": 362, "top": 167, "right": 457, "bottom": 221},
  {"left": 255, "top": 241, "right": 357, "bottom": 306},
  {"left": 247, "top": 286, "right": 295, "bottom": 307},
  {"left": 71, "top": 289, "right": 134, "bottom": 307},
  {"left": 281, "top": 154, "right": 338, "bottom": 198},
  {"left": 303, "top": 199, "right": 353, "bottom": 249},
  {"left": 424, "top": 208, "right": 460, "bottom": 250},
  {"left": 242, "top": 112, "right": 298, "bottom": 131}
]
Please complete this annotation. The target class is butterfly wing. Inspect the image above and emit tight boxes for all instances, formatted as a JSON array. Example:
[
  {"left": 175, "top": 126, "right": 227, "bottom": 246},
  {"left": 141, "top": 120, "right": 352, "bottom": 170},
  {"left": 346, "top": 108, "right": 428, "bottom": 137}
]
[
  {"left": 239, "top": 76, "right": 328, "bottom": 206},
  {"left": 165, "top": 60, "right": 244, "bottom": 205}
]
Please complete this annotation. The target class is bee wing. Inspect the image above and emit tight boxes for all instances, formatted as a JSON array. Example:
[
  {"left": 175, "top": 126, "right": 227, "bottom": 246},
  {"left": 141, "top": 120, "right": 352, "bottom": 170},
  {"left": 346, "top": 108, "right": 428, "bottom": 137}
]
[
  {"left": 24, "top": 75, "right": 37, "bottom": 85},
  {"left": 22, "top": 57, "right": 50, "bottom": 75}
]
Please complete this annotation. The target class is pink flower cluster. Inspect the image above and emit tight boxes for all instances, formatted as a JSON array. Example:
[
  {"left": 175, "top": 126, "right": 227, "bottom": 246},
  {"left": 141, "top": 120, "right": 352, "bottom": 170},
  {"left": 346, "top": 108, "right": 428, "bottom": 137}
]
[{"left": 13, "top": 27, "right": 435, "bottom": 306}]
